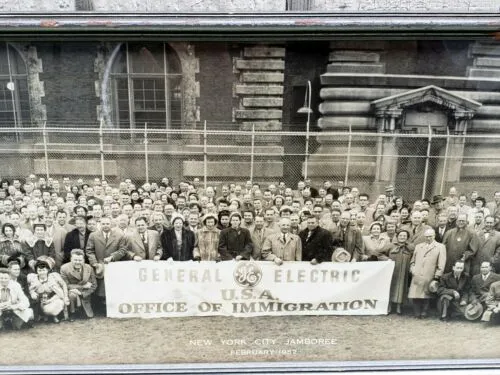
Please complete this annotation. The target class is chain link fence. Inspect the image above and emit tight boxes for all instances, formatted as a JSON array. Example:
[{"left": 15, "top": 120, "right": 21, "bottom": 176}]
[{"left": 0, "top": 122, "right": 499, "bottom": 201}]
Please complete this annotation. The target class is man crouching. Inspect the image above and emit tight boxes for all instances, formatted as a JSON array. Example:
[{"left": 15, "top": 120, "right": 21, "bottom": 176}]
[{"left": 60, "top": 249, "right": 97, "bottom": 320}]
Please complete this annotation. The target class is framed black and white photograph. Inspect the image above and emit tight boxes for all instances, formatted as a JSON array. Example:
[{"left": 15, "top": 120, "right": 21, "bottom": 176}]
[{"left": 0, "top": 2, "right": 499, "bottom": 374}]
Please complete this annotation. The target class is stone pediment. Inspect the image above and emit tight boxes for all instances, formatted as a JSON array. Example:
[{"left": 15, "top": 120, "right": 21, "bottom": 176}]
[{"left": 371, "top": 85, "right": 481, "bottom": 114}]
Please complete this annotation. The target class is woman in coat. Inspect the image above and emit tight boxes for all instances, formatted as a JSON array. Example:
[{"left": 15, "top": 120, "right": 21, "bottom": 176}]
[
  {"left": 0, "top": 223, "right": 25, "bottom": 269},
  {"left": 362, "top": 222, "right": 391, "bottom": 261},
  {"left": 27, "top": 256, "right": 69, "bottom": 323},
  {"left": 388, "top": 229, "right": 413, "bottom": 314},
  {"left": 194, "top": 214, "right": 220, "bottom": 261},
  {"left": 161, "top": 216, "right": 196, "bottom": 261}
]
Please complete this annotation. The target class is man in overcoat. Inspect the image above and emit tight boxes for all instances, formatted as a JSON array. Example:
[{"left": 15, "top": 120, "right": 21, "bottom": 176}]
[
  {"left": 85, "top": 216, "right": 127, "bottom": 301},
  {"left": 60, "top": 249, "right": 97, "bottom": 319},
  {"left": 408, "top": 228, "right": 446, "bottom": 318},
  {"left": 261, "top": 218, "right": 302, "bottom": 264},
  {"left": 331, "top": 211, "right": 364, "bottom": 261},
  {"left": 442, "top": 213, "right": 480, "bottom": 274},
  {"left": 299, "top": 216, "right": 333, "bottom": 264}
]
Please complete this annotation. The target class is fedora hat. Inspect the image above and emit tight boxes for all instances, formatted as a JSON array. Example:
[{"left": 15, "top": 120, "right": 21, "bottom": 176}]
[
  {"left": 431, "top": 195, "right": 445, "bottom": 204},
  {"left": 428, "top": 280, "right": 439, "bottom": 293},
  {"left": 384, "top": 184, "right": 394, "bottom": 192},
  {"left": 331, "top": 248, "right": 351, "bottom": 263},
  {"left": 464, "top": 302, "right": 484, "bottom": 321}
]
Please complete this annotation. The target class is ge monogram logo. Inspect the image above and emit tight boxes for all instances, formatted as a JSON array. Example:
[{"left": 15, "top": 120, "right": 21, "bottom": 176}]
[{"left": 233, "top": 262, "right": 262, "bottom": 287}]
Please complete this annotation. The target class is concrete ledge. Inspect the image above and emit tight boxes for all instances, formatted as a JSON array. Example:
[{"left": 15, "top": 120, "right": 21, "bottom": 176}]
[
  {"left": 320, "top": 87, "right": 500, "bottom": 104},
  {"left": 235, "top": 59, "right": 284, "bottom": 70},
  {"left": 241, "top": 121, "right": 282, "bottom": 131},
  {"left": 468, "top": 68, "right": 500, "bottom": 79},
  {"left": 329, "top": 51, "right": 380, "bottom": 63},
  {"left": 461, "top": 163, "right": 500, "bottom": 178},
  {"left": 34, "top": 159, "right": 118, "bottom": 176},
  {"left": 319, "top": 101, "right": 371, "bottom": 115},
  {"left": 318, "top": 116, "right": 373, "bottom": 129},
  {"left": 235, "top": 109, "right": 282, "bottom": 120},
  {"left": 243, "top": 97, "right": 283, "bottom": 107},
  {"left": 235, "top": 85, "right": 283, "bottom": 95},
  {"left": 475, "top": 57, "right": 500, "bottom": 67},
  {"left": 320, "top": 73, "right": 500, "bottom": 90},
  {"left": 327, "top": 63, "right": 385, "bottom": 74},
  {"left": 329, "top": 41, "right": 386, "bottom": 50},
  {"left": 242, "top": 72, "right": 284, "bottom": 83},
  {"left": 183, "top": 160, "right": 283, "bottom": 178},
  {"left": 307, "top": 161, "right": 376, "bottom": 177}
]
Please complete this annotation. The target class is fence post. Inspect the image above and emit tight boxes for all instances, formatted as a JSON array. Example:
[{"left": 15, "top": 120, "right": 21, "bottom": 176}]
[
  {"left": 250, "top": 123, "right": 255, "bottom": 183},
  {"left": 203, "top": 120, "right": 207, "bottom": 189},
  {"left": 440, "top": 126, "right": 450, "bottom": 195},
  {"left": 344, "top": 122, "right": 352, "bottom": 186},
  {"left": 144, "top": 122, "right": 149, "bottom": 184},
  {"left": 99, "top": 118, "right": 105, "bottom": 181},
  {"left": 42, "top": 121, "right": 50, "bottom": 180},
  {"left": 422, "top": 124, "right": 433, "bottom": 199}
]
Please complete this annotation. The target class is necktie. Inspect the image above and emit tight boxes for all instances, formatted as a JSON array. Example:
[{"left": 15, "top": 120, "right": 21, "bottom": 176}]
[
  {"left": 307, "top": 231, "right": 312, "bottom": 241},
  {"left": 282, "top": 233, "right": 286, "bottom": 243},
  {"left": 1, "top": 288, "right": 8, "bottom": 302},
  {"left": 105, "top": 232, "right": 109, "bottom": 243},
  {"left": 142, "top": 233, "right": 148, "bottom": 259}
]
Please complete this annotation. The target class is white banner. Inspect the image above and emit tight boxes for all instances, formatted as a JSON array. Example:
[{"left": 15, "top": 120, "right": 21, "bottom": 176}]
[{"left": 105, "top": 260, "right": 395, "bottom": 318}]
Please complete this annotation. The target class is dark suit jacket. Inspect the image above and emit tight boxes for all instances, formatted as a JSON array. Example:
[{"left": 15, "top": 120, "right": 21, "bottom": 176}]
[
  {"left": 161, "top": 228, "right": 196, "bottom": 261},
  {"left": 126, "top": 230, "right": 163, "bottom": 260},
  {"left": 299, "top": 226, "right": 333, "bottom": 263},
  {"left": 218, "top": 227, "right": 253, "bottom": 260},
  {"left": 434, "top": 226, "right": 448, "bottom": 243},
  {"left": 437, "top": 272, "right": 471, "bottom": 303},
  {"left": 470, "top": 272, "right": 500, "bottom": 303},
  {"left": 63, "top": 228, "right": 91, "bottom": 263}
]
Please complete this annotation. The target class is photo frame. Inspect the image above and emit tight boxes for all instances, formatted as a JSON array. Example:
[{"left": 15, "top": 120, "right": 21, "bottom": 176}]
[{"left": 0, "top": 10, "right": 500, "bottom": 374}]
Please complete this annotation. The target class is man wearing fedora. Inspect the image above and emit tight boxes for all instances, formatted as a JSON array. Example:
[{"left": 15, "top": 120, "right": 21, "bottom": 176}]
[
  {"left": 60, "top": 249, "right": 97, "bottom": 320},
  {"left": 408, "top": 228, "right": 446, "bottom": 318},
  {"left": 436, "top": 260, "right": 470, "bottom": 321},
  {"left": 428, "top": 195, "right": 445, "bottom": 228},
  {"left": 125, "top": 217, "right": 162, "bottom": 262},
  {"left": 261, "top": 218, "right": 302, "bottom": 264}
]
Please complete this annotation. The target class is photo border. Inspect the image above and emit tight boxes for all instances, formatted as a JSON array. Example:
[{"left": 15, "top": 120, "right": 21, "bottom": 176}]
[{"left": 1, "top": 11, "right": 500, "bottom": 374}]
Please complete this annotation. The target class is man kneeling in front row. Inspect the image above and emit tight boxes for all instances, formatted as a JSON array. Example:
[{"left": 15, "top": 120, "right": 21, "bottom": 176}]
[
  {"left": 0, "top": 268, "right": 33, "bottom": 330},
  {"left": 436, "top": 260, "right": 470, "bottom": 321},
  {"left": 60, "top": 249, "right": 97, "bottom": 320}
]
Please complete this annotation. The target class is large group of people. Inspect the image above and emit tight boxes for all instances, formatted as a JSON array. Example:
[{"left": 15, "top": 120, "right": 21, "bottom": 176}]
[{"left": 1, "top": 174, "right": 500, "bottom": 330}]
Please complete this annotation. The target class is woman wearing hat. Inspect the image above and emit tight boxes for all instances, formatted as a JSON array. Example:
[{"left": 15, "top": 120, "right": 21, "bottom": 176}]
[
  {"left": 0, "top": 223, "right": 25, "bottom": 270},
  {"left": 362, "top": 222, "right": 391, "bottom": 261},
  {"left": 27, "top": 256, "right": 69, "bottom": 323},
  {"left": 388, "top": 230, "right": 412, "bottom": 314},
  {"left": 194, "top": 214, "right": 221, "bottom": 261},
  {"left": 23, "top": 223, "right": 56, "bottom": 271},
  {"left": 161, "top": 215, "right": 196, "bottom": 261},
  {"left": 468, "top": 197, "right": 490, "bottom": 226}
]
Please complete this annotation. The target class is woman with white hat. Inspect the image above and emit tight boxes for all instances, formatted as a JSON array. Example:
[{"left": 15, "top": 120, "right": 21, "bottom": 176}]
[{"left": 27, "top": 256, "right": 69, "bottom": 323}]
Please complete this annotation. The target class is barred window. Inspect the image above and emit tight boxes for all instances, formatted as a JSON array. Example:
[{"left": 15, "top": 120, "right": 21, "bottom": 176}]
[
  {"left": 110, "top": 43, "right": 183, "bottom": 132},
  {"left": 0, "top": 43, "right": 31, "bottom": 128}
]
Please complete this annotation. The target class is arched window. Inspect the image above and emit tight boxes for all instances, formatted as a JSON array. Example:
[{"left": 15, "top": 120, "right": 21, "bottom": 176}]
[
  {"left": 0, "top": 43, "right": 30, "bottom": 128},
  {"left": 110, "top": 43, "right": 183, "bottom": 132}
]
